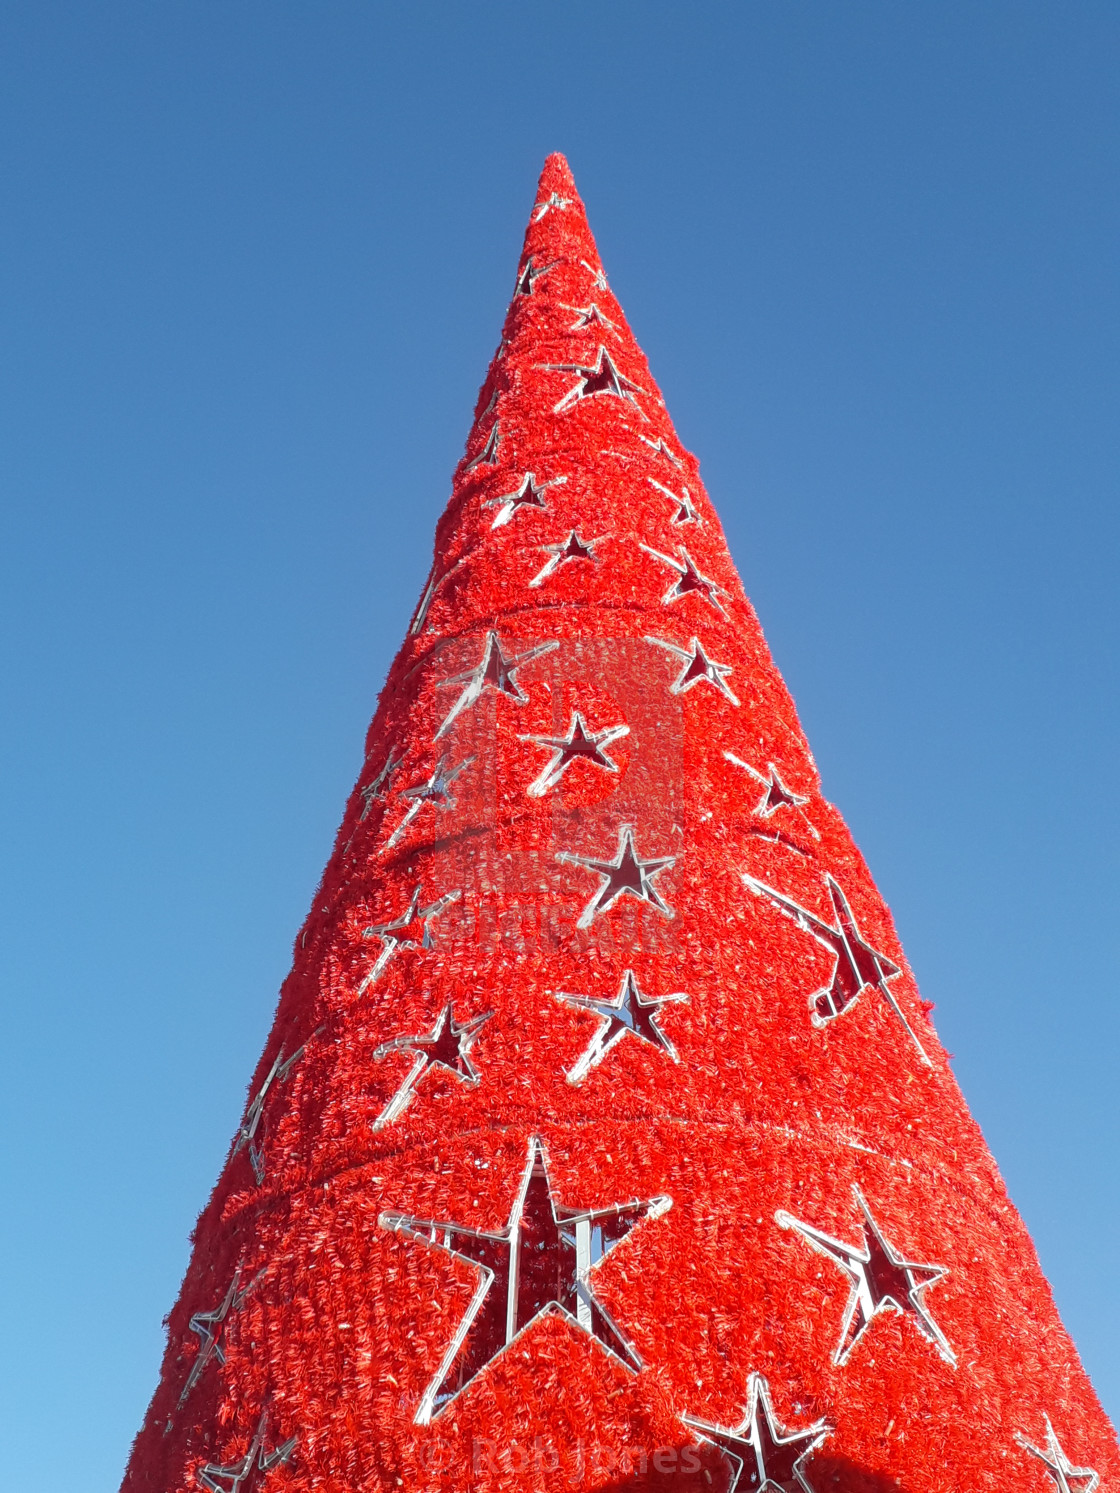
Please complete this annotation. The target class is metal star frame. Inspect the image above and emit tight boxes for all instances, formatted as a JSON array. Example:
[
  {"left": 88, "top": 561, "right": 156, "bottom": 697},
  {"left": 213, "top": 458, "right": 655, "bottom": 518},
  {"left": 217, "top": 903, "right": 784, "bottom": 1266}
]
[
  {"left": 522, "top": 711, "right": 629, "bottom": 797},
  {"left": 357, "top": 747, "right": 404, "bottom": 819},
  {"left": 645, "top": 634, "right": 739, "bottom": 704},
  {"left": 742, "top": 873, "right": 930, "bottom": 1063},
  {"left": 528, "top": 529, "right": 601, "bottom": 588},
  {"left": 776, "top": 1186, "right": 955, "bottom": 1366},
  {"left": 360, "top": 884, "right": 460, "bottom": 991},
  {"left": 514, "top": 255, "right": 558, "bottom": 295},
  {"left": 371, "top": 1001, "right": 492, "bottom": 1129},
  {"left": 234, "top": 1040, "right": 313, "bottom": 1184},
  {"left": 558, "top": 824, "right": 677, "bottom": 928},
  {"left": 563, "top": 301, "right": 618, "bottom": 334},
  {"left": 556, "top": 969, "right": 687, "bottom": 1082},
  {"left": 434, "top": 630, "right": 558, "bottom": 739},
  {"left": 580, "top": 258, "right": 609, "bottom": 291},
  {"left": 545, "top": 345, "right": 644, "bottom": 414},
  {"left": 380, "top": 1136, "right": 671, "bottom": 1423},
  {"left": 724, "top": 752, "right": 819, "bottom": 839},
  {"left": 1017, "top": 1418, "right": 1100, "bottom": 1493},
  {"left": 639, "top": 432, "right": 684, "bottom": 468},
  {"left": 464, "top": 420, "right": 500, "bottom": 471},
  {"left": 648, "top": 476, "right": 700, "bottom": 524},
  {"left": 196, "top": 1412, "right": 297, "bottom": 1493},
  {"left": 532, "top": 191, "right": 571, "bottom": 222},
  {"left": 640, "top": 543, "right": 727, "bottom": 616},
  {"left": 684, "top": 1372, "right": 831, "bottom": 1493},
  {"left": 177, "top": 1265, "right": 266, "bottom": 1409},
  {"left": 382, "top": 752, "right": 475, "bottom": 852},
  {"left": 484, "top": 471, "right": 566, "bottom": 529}
]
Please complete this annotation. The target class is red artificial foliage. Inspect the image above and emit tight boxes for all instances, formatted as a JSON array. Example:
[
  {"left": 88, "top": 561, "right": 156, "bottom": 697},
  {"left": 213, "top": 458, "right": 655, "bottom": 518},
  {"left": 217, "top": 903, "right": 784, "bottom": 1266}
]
[{"left": 121, "top": 156, "right": 1118, "bottom": 1493}]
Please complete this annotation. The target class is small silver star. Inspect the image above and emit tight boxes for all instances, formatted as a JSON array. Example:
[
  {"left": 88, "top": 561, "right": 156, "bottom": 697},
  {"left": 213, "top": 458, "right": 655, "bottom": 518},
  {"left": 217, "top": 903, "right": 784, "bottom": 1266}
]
[
  {"left": 464, "top": 421, "right": 500, "bottom": 471},
  {"left": 556, "top": 970, "right": 687, "bottom": 1082},
  {"left": 646, "top": 635, "right": 739, "bottom": 704},
  {"left": 558, "top": 824, "right": 677, "bottom": 928},
  {"left": 234, "top": 1041, "right": 312, "bottom": 1184},
  {"left": 197, "top": 1412, "right": 297, "bottom": 1493},
  {"left": 580, "top": 258, "right": 609, "bottom": 291},
  {"left": 640, "top": 543, "right": 727, "bottom": 615},
  {"left": 639, "top": 433, "right": 684, "bottom": 468},
  {"left": 648, "top": 476, "right": 699, "bottom": 524},
  {"left": 383, "top": 752, "right": 474, "bottom": 853},
  {"left": 546, "top": 345, "right": 644, "bottom": 414},
  {"left": 177, "top": 1266, "right": 266, "bottom": 1408},
  {"left": 565, "top": 302, "right": 618, "bottom": 334},
  {"left": 514, "top": 255, "right": 558, "bottom": 295},
  {"left": 484, "top": 471, "right": 566, "bottom": 529},
  {"left": 1017, "top": 1419, "right": 1100, "bottom": 1493},
  {"left": 522, "top": 711, "right": 629, "bottom": 797},
  {"left": 776, "top": 1187, "right": 954, "bottom": 1366},
  {"left": 371, "top": 1001, "right": 492, "bottom": 1129},
  {"left": 528, "top": 530, "right": 601, "bottom": 588},
  {"left": 360, "top": 885, "right": 459, "bottom": 990},
  {"left": 532, "top": 191, "right": 571, "bottom": 221},
  {"left": 435, "top": 630, "right": 558, "bottom": 739},
  {"left": 357, "top": 747, "right": 403, "bottom": 819},
  {"left": 724, "top": 753, "right": 819, "bottom": 841},
  {"left": 683, "top": 1372, "right": 831, "bottom": 1493}
]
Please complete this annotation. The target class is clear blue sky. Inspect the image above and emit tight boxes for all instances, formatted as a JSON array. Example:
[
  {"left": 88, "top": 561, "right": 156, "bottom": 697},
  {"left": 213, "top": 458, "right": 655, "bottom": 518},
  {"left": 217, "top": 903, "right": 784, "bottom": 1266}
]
[{"left": 1, "top": 5, "right": 1116, "bottom": 1486}]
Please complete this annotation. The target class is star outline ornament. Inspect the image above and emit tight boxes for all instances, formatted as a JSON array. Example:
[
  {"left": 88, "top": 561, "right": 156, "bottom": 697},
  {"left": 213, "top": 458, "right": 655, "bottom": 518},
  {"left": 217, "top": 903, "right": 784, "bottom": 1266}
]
[
  {"left": 484, "top": 471, "right": 567, "bottom": 529},
  {"left": 514, "top": 255, "right": 558, "bottom": 296},
  {"left": 1016, "top": 1417, "right": 1100, "bottom": 1493},
  {"left": 177, "top": 1265, "right": 266, "bottom": 1409},
  {"left": 645, "top": 634, "right": 740, "bottom": 705},
  {"left": 557, "top": 823, "right": 677, "bottom": 928},
  {"left": 522, "top": 711, "right": 629, "bottom": 796},
  {"left": 234, "top": 1041, "right": 312, "bottom": 1185},
  {"left": 434, "top": 630, "right": 559, "bottom": 739},
  {"left": 357, "top": 746, "right": 404, "bottom": 819},
  {"left": 776, "top": 1185, "right": 955, "bottom": 1367},
  {"left": 379, "top": 1135, "right": 672, "bottom": 1424},
  {"left": 545, "top": 344, "right": 645, "bottom": 414},
  {"left": 555, "top": 969, "right": 688, "bottom": 1083},
  {"left": 648, "top": 476, "right": 700, "bottom": 524},
  {"left": 532, "top": 191, "right": 571, "bottom": 221},
  {"left": 528, "top": 529, "right": 602, "bottom": 588},
  {"left": 383, "top": 752, "right": 476, "bottom": 853},
  {"left": 196, "top": 1411, "right": 297, "bottom": 1493},
  {"left": 742, "top": 872, "right": 931, "bottom": 1065},
  {"left": 724, "top": 753, "right": 820, "bottom": 840},
  {"left": 683, "top": 1371, "right": 832, "bottom": 1493},
  {"left": 638, "top": 432, "right": 684, "bottom": 468},
  {"left": 371, "top": 1000, "right": 493, "bottom": 1129},
  {"left": 464, "top": 421, "right": 500, "bottom": 471},
  {"left": 640, "top": 543, "right": 728, "bottom": 616},
  {"left": 563, "top": 301, "right": 619, "bottom": 335},
  {"left": 360, "top": 884, "right": 459, "bottom": 991}
]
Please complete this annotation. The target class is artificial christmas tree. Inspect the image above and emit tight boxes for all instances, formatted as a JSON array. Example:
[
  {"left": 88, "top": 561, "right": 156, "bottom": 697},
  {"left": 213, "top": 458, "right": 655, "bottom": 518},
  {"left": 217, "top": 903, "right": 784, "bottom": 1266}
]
[{"left": 121, "top": 155, "right": 1117, "bottom": 1493}]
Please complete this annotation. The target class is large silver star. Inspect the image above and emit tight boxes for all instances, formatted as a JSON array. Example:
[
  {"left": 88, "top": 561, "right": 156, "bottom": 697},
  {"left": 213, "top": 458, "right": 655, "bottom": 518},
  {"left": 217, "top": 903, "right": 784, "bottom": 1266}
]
[
  {"left": 640, "top": 543, "right": 727, "bottom": 615},
  {"left": 434, "top": 630, "right": 558, "bottom": 739},
  {"left": 371, "top": 1001, "right": 492, "bottom": 1129},
  {"left": 528, "top": 530, "right": 601, "bottom": 588},
  {"left": 646, "top": 634, "right": 739, "bottom": 704},
  {"left": 380, "top": 1137, "right": 671, "bottom": 1423},
  {"left": 1017, "top": 1418, "right": 1100, "bottom": 1493},
  {"left": 360, "top": 884, "right": 459, "bottom": 990},
  {"left": 546, "top": 345, "right": 644, "bottom": 413},
  {"left": 776, "top": 1186, "right": 954, "bottom": 1366},
  {"left": 196, "top": 1413, "right": 297, "bottom": 1493},
  {"left": 558, "top": 824, "right": 677, "bottom": 928},
  {"left": 742, "top": 873, "right": 929, "bottom": 1063},
  {"left": 522, "top": 711, "right": 629, "bottom": 797},
  {"left": 382, "top": 752, "right": 474, "bottom": 852},
  {"left": 684, "top": 1372, "right": 831, "bottom": 1493},
  {"left": 177, "top": 1266, "right": 265, "bottom": 1408},
  {"left": 556, "top": 970, "right": 687, "bottom": 1082}
]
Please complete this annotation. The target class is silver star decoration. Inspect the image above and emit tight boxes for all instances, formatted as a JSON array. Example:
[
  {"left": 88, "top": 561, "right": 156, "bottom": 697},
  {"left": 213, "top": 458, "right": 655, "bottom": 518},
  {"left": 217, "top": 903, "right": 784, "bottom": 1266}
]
[
  {"left": 357, "top": 747, "right": 403, "bottom": 820},
  {"left": 522, "top": 711, "right": 628, "bottom": 797},
  {"left": 648, "top": 476, "right": 699, "bottom": 524},
  {"left": 360, "top": 884, "right": 459, "bottom": 990},
  {"left": 684, "top": 1372, "right": 831, "bottom": 1493},
  {"left": 646, "top": 634, "right": 739, "bottom": 704},
  {"left": 580, "top": 258, "right": 609, "bottom": 291},
  {"left": 464, "top": 420, "right": 500, "bottom": 471},
  {"left": 532, "top": 191, "right": 571, "bottom": 221},
  {"left": 409, "top": 571, "right": 439, "bottom": 636},
  {"left": 528, "top": 529, "right": 601, "bottom": 588},
  {"left": 435, "top": 630, "right": 558, "bottom": 739},
  {"left": 546, "top": 345, "right": 644, "bottom": 413},
  {"left": 380, "top": 1136, "right": 671, "bottom": 1423},
  {"left": 556, "top": 969, "right": 687, "bottom": 1082},
  {"left": 724, "top": 752, "right": 820, "bottom": 840},
  {"left": 177, "top": 1266, "right": 266, "bottom": 1408},
  {"left": 197, "top": 1412, "right": 297, "bottom": 1493},
  {"left": 639, "top": 432, "right": 684, "bottom": 468},
  {"left": 484, "top": 471, "right": 566, "bottom": 529},
  {"left": 1017, "top": 1419, "right": 1100, "bottom": 1493},
  {"left": 234, "top": 1041, "right": 312, "bottom": 1184},
  {"left": 777, "top": 1186, "right": 954, "bottom": 1366},
  {"left": 514, "top": 255, "right": 558, "bottom": 295},
  {"left": 558, "top": 824, "right": 677, "bottom": 928},
  {"left": 640, "top": 543, "right": 727, "bottom": 616},
  {"left": 742, "top": 873, "right": 930, "bottom": 1063},
  {"left": 382, "top": 752, "right": 474, "bottom": 853},
  {"left": 565, "top": 301, "right": 618, "bottom": 334},
  {"left": 371, "top": 1000, "right": 492, "bottom": 1129}
]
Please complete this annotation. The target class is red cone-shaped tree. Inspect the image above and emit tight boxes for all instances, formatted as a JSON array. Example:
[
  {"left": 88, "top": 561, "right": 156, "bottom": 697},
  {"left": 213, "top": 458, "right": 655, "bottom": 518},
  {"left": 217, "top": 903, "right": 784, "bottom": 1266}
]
[{"left": 122, "top": 156, "right": 1117, "bottom": 1493}]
